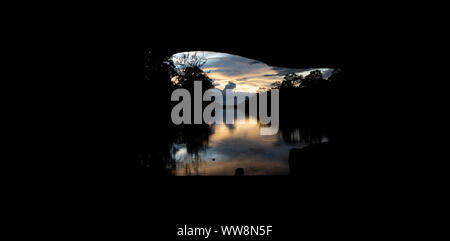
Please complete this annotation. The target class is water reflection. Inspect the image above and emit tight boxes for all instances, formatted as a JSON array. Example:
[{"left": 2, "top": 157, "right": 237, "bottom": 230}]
[{"left": 171, "top": 108, "right": 328, "bottom": 176}]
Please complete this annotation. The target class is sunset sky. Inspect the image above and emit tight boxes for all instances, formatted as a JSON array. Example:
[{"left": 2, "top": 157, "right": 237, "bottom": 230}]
[{"left": 172, "top": 51, "right": 333, "bottom": 93}]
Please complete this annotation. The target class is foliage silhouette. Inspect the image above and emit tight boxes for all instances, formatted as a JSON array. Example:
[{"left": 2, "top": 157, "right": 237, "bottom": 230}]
[
  {"left": 141, "top": 48, "right": 351, "bottom": 176},
  {"left": 172, "top": 52, "right": 214, "bottom": 90},
  {"left": 139, "top": 50, "right": 214, "bottom": 175}
]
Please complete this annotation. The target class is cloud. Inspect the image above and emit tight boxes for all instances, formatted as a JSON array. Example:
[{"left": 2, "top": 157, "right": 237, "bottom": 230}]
[
  {"left": 271, "top": 67, "right": 312, "bottom": 76},
  {"left": 172, "top": 51, "right": 333, "bottom": 93},
  {"left": 321, "top": 69, "right": 334, "bottom": 79},
  {"left": 223, "top": 81, "right": 236, "bottom": 90},
  {"left": 248, "top": 60, "right": 261, "bottom": 65},
  {"left": 235, "top": 77, "right": 249, "bottom": 82}
]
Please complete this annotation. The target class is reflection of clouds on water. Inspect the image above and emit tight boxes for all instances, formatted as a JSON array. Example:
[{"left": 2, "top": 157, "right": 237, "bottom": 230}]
[
  {"left": 169, "top": 51, "right": 332, "bottom": 176},
  {"left": 173, "top": 145, "right": 187, "bottom": 160},
  {"left": 172, "top": 116, "right": 311, "bottom": 176}
]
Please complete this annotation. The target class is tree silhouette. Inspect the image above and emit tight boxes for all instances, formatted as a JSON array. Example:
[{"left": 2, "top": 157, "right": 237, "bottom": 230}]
[
  {"left": 174, "top": 66, "right": 214, "bottom": 90},
  {"left": 173, "top": 52, "right": 207, "bottom": 70},
  {"left": 272, "top": 70, "right": 332, "bottom": 90},
  {"left": 172, "top": 52, "right": 214, "bottom": 90},
  {"left": 300, "top": 70, "right": 327, "bottom": 88},
  {"left": 272, "top": 73, "right": 303, "bottom": 89}
]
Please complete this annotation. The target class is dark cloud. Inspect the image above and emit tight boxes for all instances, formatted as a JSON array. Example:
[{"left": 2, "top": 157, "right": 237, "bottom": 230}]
[
  {"left": 203, "top": 54, "right": 269, "bottom": 77},
  {"left": 224, "top": 81, "right": 236, "bottom": 90},
  {"left": 248, "top": 60, "right": 262, "bottom": 65},
  {"left": 271, "top": 67, "right": 312, "bottom": 76},
  {"left": 235, "top": 77, "right": 249, "bottom": 82}
]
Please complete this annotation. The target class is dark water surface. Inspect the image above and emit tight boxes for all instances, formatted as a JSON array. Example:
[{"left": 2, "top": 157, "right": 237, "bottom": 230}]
[{"left": 170, "top": 109, "right": 328, "bottom": 176}]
